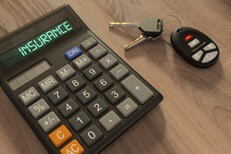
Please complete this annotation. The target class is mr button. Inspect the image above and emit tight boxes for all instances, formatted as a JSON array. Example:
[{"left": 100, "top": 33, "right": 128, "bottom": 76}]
[{"left": 49, "top": 125, "right": 72, "bottom": 148}]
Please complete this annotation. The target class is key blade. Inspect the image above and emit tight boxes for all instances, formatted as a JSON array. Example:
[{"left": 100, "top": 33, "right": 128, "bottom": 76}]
[
  {"left": 109, "top": 22, "right": 140, "bottom": 28},
  {"left": 124, "top": 35, "right": 147, "bottom": 50}
]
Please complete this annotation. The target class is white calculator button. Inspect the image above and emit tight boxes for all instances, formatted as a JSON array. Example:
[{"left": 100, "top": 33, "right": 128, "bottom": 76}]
[
  {"left": 202, "top": 51, "right": 218, "bottom": 63},
  {"left": 188, "top": 38, "right": 200, "bottom": 48},
  {"left": 192, "top": 50, "right": 203, "bottom": 61},
  {"left": 203, "top": 43, "right": 216, "bottom": 51}
]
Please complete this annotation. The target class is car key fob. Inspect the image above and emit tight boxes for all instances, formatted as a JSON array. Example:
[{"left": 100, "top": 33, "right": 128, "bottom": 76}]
[{"left": 171, "top": 27, "right": 219, "bottom": 68}]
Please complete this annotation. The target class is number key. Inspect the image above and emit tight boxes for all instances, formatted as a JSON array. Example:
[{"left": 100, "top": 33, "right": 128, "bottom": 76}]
[
  {"left": 83, "top": 64, "right": 103, "bottom": 81},
  {"left": 48, "top": 87, "right": 69, "bottom": 105},
  {"left": 65, "top": 75, "right": 86, "bottom": 93},
  {"left": 69, "top": 111, "right": 91, "bottom": 132},
  {"left": 105, "top": 86, "right": 125, "bottom": 105},
  {"left": 87, "top": 98, "right": 109, "bottom": 118},
  {"left": 76, "top": 86, "right": 97, "bottom": 105},
  {"left": 58, "top": 98, "right": 79, "bottom": 118},
  {"left": 80, "top": 125, "right": 103, "bottom": 147},
  {"left": 93, "top": 75, "right": 113, "bottom": 92}
]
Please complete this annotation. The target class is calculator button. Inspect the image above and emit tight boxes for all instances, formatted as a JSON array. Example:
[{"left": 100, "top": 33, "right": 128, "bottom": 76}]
[
  {"left": 188, "top": 38, "right": 200, "bottom": 48},
  {"left": 56, "top": 64, "right": 76, "bottom": 81},
  {"left": 121, "top": 74, "right": 154, "bottom": 104},
  {"left": 65, "top": 46, "right": 82, "bottom": 60},
  {"left": 38, "top": 75, "right": 58, "bottom": 93},
  {"left": 105, "top": 86, "right": 125, "bottom": 105},
  {"left": 60, "top": 139, "right": 84, "bottom": 154},
  {"left": 203, "top": 43, "right": 216, "bottom": 51},
  {"left": 83, "top": 64, "right": 103, "bottom": 81},
  {"left": 69, "top": 111, "right": 91, "bottom": 132},
  {"left": 202, "top": 51, "right": 218, "bottom": 63},
  {"left": 65, "top": 75, "right": 86, "bottom": 93},
  {"left": 89, "top": 44, "right": 107, "bottom": 59},
  {"left": 48, "top": 125, "right": 72, "bottom": 148},
  {"left": 19, "top": 87, "right": 40, "bottom": 106},
  {"left": 93, "top": 75, "right": 113, "bottom": 92},
  {"left": 28, "top": 99, "right": 50, "bottom": 119},
  {"left": 58, "top": 98, "right": 79, "bottom": 118},
  {"left": 48, "top": 87, "right": 69, "bottom": 105},
  {"left": 99, "top": 111, "right": 121, "bottom": 132},
  {"left": 38, "top": 111, "right": 61, "bottom": 133},
  {"left": 117, "top": 98, "right": 138, "bottom": 118},
  {"left": 73, "top": 54, "right": 92, "bottom": 70},
  {"left": 87, "top": 98, "right": 109, "bottom": 118},
  {"left": 80, "top": 37, "right": 97, "bottom": 50},
  {"left": 99, "top": 54, "right": 118, "bottom": 70},
  {"left": 192, "top": 50, "right": 203, "bottom": 61},
  {"left": 109, "top": 64, "right": 129, "bottom": 81},
  {"left": 80, "top": 125, "right": 103, "bottom": 147},
  {"left": 76, "top": 86, "right": 97, "bottom": 105}
]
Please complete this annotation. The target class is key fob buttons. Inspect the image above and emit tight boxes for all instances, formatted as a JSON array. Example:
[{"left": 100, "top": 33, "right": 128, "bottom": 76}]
[{"left": 171, "top": 27, "right": 219, "bottom": 68}]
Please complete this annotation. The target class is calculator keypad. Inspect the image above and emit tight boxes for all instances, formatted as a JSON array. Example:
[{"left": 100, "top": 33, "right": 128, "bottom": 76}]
[
  {"left": 58, "top": 98, "right": 79, "bottom": 118},
  {"left": 69, "top": 111, "right": 91, "bottom": 132},
  {"left": 99, "top": 111, "right": 121, "bottom": 132},
  {"left": 38, "top": 75, "right": 58, "bottom": 93},
  {"left": 76, "top": 86, "right": 97, "bottom": 105},
  {"left": 17, "top": 36, "right": 159, "bottom": 153},
  {"left": 48, "top": 87, "right": 69, "bottom": 105},
  {"left": 65, "top": 75, "right": 86, "bottom": 93},
  {"left": 38, "top": 111, "right": 61, "bottom": 133},
  {"left": 56, "top": 64, "right": 76, "bottom": 81},
  {"left": 87, "top": 98, "right": 109, "bottom": 118},
  {"left": 80, "top": 125, "right": 104, "bottom": 147},
  {"left": 28, "top": 99, "right": 50, "bottom": 119}
]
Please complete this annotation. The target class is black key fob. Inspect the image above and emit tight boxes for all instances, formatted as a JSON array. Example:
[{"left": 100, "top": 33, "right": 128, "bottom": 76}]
[{"left": 171, "top": 27, "right": 219, "bottom": 68}]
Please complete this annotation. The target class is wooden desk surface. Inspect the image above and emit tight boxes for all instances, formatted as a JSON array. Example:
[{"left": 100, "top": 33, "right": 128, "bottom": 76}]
[{"left": 0, "top": 0, "right": 230, "bottom": 153}]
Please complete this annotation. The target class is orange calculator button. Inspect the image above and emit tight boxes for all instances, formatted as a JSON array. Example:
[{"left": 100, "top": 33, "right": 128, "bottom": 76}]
[
  {"left": 49, "top": 125, "right": 72, "bottom": 148},
  {"left": 60, "top": 139, "right": 84, "bottom": 154}
]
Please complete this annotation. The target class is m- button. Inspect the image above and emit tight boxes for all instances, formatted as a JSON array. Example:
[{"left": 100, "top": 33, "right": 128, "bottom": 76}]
[
  {"left": 38, "top": 75, "right": 58, "bottom": 93},
  {"left": 56, "top": 64, "right": 76, "bottom": 81},
  {"left": 60, "top": 139, "right": 84, "bottom": 154},
  {"left": 49, "top": 125, "right": 72, "bottom": 148}
]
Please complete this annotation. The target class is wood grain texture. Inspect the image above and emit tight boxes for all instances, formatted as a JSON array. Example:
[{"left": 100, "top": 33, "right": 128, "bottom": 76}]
[{"left": 0, "top": 0, "right": 230, "bottom": 153}]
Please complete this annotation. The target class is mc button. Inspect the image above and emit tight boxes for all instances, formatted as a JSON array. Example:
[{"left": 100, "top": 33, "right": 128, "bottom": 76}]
[
  {"left": 49, "top": 125, "right": 72, "bottom": 148},
  {"left": 60, "top": 139, "right": 84, "bottom": 154}
]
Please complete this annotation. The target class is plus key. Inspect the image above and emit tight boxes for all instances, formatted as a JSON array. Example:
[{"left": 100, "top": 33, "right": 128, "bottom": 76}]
[{"left": 121, "top": 74, "right": 154, "bottom": 104}]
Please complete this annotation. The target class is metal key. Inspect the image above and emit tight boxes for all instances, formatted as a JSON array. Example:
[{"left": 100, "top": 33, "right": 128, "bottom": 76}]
[{"left": 109, "top": 18, "right": 163, "bottom": 50}]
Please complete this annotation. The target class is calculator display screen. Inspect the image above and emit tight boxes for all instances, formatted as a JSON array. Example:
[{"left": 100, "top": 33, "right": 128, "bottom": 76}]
[{"left": 0, "top": 19, "right": 74, "bottom": 68}]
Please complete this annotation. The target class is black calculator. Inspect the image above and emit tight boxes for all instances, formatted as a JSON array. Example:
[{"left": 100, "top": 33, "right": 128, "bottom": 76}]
[{"left": 0, "top": 5, "right": 163, "bottom": 154}]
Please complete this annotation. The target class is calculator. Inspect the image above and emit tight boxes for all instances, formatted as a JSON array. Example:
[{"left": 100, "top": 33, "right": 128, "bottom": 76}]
[{"left": 0, "top": 5, "right": 163, "bottom": 154}]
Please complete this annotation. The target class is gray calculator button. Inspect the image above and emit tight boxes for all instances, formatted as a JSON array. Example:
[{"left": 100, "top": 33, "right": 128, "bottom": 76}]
[
  {"left": 38, "top": 111, "right": 61, "bottom": 133},
  {"left": 203, "top": 43, "right": 216, "bottom": 51},
  {"left": 28, "top": 99, "right": 50, "bottom": 119},
  {"left": 110, "top": 64, "right": 129, "bottom": 81},
  {"left": 121, "top": 74, "right": 154, "bottom": 104},
  {"left": 19, "top": 87, "right": 40, "bottom": 106},
  {"left": 188, "top": 38, "right": 200, "bottom": 48},
  {"left": 56, "top": 64, "right": 76, "bottom": 81},
  {"left": 81, "top": 37, "right": 98, "bottom": 50},
  {"left": 192, "top": 50, "right": 203, "bottom": 61},
  {"left": 99, "top": 111, "right": 121, "bottom": 132},
  {"left": 202, "top": 51, "right": 218, "bottom": 63},
  {"left": 73, "top": 54, "right": 92, "bottom": 70},
  {"left": 89, "top": 44, "right": 107, "bottom": 59},
  {"left": 99, "top": 54, "right": 118, "bottom": 70},
  {"left": 117, "top": 98, "right": 138, "bottom": 118},
  {"left": 38, "top": 75, "right": 58, "bottom": 93}
]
